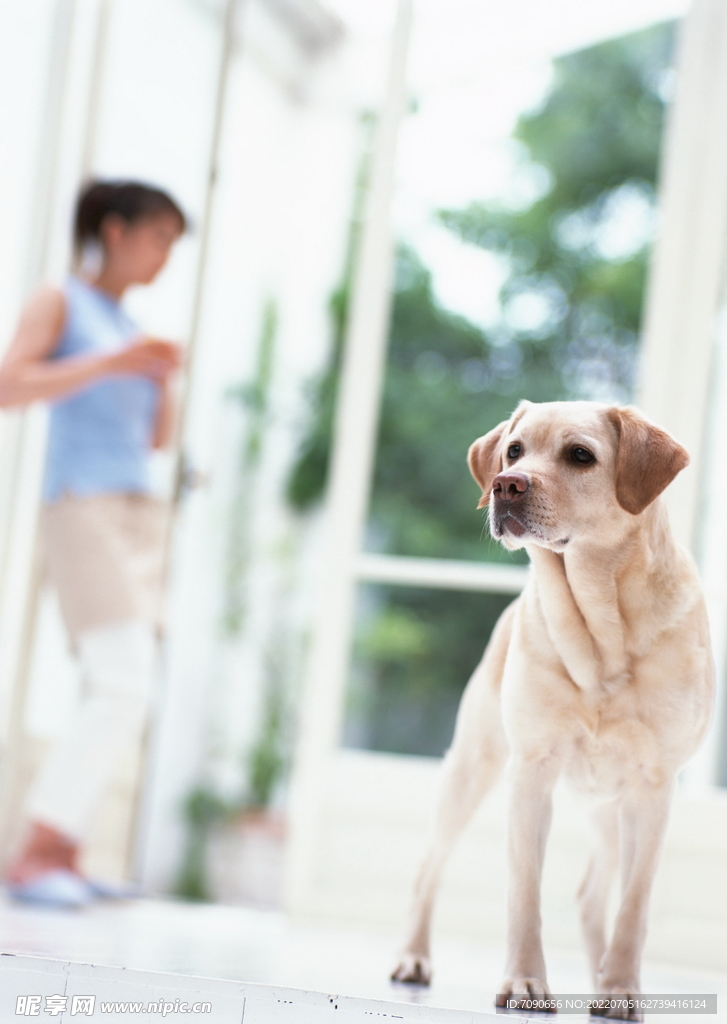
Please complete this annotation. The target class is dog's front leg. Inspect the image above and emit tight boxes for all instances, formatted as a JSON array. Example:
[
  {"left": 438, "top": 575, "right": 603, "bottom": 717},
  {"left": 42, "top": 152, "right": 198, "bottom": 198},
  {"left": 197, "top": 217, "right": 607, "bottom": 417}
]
[
  {"left": 594, "top": 782, "right": 673, "bottom": 1021},
  {"left": 498, "top": 754, "right": 559, "bottom": 1009},
  {"left": 390, "top": 741, "right": 504, "bottom": 985}
]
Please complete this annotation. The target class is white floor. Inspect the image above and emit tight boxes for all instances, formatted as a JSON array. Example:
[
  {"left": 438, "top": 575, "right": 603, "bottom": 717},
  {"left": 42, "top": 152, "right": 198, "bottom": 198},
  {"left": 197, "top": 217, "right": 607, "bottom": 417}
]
[{"left": 0, "top": 896, "right": 723, "bottom": 1022}]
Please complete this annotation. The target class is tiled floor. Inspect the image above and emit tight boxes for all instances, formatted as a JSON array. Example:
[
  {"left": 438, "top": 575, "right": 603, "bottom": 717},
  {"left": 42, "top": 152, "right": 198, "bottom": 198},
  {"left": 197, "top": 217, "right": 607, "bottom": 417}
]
[{"left": 0, "top": 896, "right": 723, "bottom": 1022}]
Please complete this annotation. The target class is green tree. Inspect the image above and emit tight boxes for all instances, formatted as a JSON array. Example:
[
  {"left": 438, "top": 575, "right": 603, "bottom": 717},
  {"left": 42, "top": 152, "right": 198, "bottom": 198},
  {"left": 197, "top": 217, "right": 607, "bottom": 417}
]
[{"left": 440, "top": 20, "right": 675, "bottom": 411}]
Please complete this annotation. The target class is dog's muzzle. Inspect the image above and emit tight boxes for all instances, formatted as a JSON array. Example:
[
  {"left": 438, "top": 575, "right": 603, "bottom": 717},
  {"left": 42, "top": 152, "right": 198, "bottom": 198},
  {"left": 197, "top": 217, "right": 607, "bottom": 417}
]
[{"left": 491, "top": 471, "right": 530, "bottom": 538}]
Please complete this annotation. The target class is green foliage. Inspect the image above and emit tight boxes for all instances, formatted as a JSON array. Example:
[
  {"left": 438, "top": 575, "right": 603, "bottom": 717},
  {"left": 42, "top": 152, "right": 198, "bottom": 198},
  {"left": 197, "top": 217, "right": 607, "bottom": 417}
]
[
  {"left": 183, "top": 787, "right": 230, "bottom": 827},
  {"left": 369, "top": 248, "right": 549, "bottom": 563},
  {"left": 175, "top": 678, "right": 287, "bottom": 901},
  {"left": 440, "top": 21, "right": 675, "bottom": 407},
  {"left": 358, "top": 605, "right": 432, "bottom": 661},
  {"left": 286, "top": 286, "right": 347, "bottom": 510},
  {"left": 174, "top": 788, "right": 230, "bottom": 902},
  {"left": 346, "top": 586, "right": 514, "bottom": 756},
  {"left": 516, "top": 26, "right": 671, "bottom": 205},
  {"left": 175, "top": 679, "right": 287, "bottom": 900},
  {"left": 222, "top": 299, "right": 278, "bottom": 636},
  {"left": 287, "top": 112, "right": 377, "bottom": 511},
  {"left": 246, "top": 668, "right": 286, "bottom": 809}
]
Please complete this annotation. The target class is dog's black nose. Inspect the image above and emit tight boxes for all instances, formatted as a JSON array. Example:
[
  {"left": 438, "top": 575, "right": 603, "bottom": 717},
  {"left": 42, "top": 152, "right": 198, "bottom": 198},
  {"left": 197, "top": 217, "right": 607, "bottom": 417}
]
[{"left": 492, "top": 471, "right": 529, "bottom": 501}]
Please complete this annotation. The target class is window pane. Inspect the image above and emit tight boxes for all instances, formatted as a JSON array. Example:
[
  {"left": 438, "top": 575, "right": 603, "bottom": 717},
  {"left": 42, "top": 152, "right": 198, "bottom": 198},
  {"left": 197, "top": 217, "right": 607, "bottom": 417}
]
[
  {"left": 365, "top": 20, "right": 678, "bottom": 562},
  {"left": 343, "top": 583, "right": 515, "bottom": 757}
]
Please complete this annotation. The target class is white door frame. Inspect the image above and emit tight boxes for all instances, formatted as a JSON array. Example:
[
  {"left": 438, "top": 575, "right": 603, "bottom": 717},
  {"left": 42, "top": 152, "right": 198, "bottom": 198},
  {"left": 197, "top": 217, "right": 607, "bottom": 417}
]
[
  {"left": 285, "top": 0, "right": 413, "bottom": 911},
  {"left": 637, "top": 0, "right": 727, "bottom": 786},
  {"left": 0, "top": 0, "right": 108, "bottom": 854}
]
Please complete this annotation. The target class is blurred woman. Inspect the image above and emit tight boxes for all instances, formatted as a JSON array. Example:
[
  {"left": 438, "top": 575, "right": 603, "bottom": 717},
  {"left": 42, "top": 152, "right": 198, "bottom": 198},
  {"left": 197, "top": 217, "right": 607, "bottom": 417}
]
[{"left": 0, "top": 180, "right": 185, "bottom": 907}]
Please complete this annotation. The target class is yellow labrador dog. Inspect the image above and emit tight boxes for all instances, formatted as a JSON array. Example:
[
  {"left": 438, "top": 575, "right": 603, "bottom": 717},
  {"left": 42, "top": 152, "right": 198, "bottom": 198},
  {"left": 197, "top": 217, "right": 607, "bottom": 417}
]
[{"left": 392, "top": 400, "right": 714, "bottom": 1016}]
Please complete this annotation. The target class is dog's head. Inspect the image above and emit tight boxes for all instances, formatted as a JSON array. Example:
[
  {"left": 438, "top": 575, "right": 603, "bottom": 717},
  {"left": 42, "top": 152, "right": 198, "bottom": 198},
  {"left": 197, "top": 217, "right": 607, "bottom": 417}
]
[{"left": 468, "top": 400, "right": 689, "bottom": 552}]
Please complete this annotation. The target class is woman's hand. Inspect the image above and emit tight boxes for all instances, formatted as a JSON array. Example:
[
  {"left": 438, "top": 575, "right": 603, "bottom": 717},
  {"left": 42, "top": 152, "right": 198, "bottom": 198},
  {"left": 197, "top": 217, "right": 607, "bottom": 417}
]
[
  {"left": 0, "top": 287, "right": 184, "bottom": 408},
  {"left": 106, "top": 337, "right": 183, "bottom": 381}
]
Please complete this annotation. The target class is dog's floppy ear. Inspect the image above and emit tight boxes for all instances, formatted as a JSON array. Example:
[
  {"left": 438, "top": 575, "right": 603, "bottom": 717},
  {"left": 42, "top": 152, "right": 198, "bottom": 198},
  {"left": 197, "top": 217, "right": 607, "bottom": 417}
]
[
  {"left": 468, "top": 420, "right": 509, "bottom": 509},
  {"left": 607, "top": 406, "right": 689, "bottom": 515}
]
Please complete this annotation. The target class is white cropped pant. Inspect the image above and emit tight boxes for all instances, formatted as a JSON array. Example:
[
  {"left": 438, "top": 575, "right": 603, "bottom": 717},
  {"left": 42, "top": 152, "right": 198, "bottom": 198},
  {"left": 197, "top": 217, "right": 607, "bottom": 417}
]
[
  {"left": 26, "top": 618, "right": 157, "bottom": 842},
  {"left": 25, "top": 494, "right": 168, "bottom": 843}
]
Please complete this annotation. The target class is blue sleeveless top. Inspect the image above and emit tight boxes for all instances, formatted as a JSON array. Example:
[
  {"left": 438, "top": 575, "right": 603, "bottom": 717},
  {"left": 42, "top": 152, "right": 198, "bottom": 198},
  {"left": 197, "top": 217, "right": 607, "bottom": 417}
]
[{"left": 42, "top": 276, "right": 159, "bottom": 502}]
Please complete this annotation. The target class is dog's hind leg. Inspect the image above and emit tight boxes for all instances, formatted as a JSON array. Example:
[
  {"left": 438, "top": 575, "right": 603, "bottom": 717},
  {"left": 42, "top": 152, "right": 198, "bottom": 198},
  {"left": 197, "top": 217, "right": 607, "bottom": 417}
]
[
  {"left": 578, "top": 800, "right": 619, "bottom": 988},
  {"left": 391, "top": 601, "right": 515, "bottom": 985}
]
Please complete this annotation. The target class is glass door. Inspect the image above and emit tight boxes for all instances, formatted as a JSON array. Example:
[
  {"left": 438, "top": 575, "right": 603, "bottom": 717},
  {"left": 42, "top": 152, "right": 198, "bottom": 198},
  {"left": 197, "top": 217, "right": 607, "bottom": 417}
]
[{"left": 286, "top": 0, "right": 685, "bottom": 919}]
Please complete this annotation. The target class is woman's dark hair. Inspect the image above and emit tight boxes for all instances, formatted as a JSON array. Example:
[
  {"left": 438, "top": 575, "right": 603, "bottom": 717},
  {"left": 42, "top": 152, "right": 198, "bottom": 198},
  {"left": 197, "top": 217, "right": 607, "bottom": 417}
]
[{"left": 74, "top": 179, "right": 186, "bottom": 250}]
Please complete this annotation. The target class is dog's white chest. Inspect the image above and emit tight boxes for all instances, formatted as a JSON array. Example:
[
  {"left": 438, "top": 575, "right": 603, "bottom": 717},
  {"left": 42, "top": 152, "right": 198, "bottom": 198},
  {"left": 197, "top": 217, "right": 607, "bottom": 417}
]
[{"left": 563, "top": 705, "right": 664, "bottom": 796}]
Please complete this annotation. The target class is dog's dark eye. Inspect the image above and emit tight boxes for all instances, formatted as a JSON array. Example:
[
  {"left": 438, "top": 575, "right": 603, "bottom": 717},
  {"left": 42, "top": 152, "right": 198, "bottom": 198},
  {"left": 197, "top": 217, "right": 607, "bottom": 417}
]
[
  {"left": 571, "top": 447, "right": 595, "bottom": 465},
  {"left": 507, "top": 444, "right": 521, "bottom": 461}
]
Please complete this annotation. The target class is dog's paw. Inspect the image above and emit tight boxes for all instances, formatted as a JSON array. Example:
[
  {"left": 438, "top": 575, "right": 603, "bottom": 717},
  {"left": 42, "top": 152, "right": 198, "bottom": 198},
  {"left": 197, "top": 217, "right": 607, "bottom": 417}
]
[
  {"left": 390, "top": 952, "right": 431, "bottom": 986},
  {"left": 496, "top": 977, "right": 556, "bottom": 1013},
  {"left": 589, "top": 993, "right": 643, "bottom": 1022}
]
